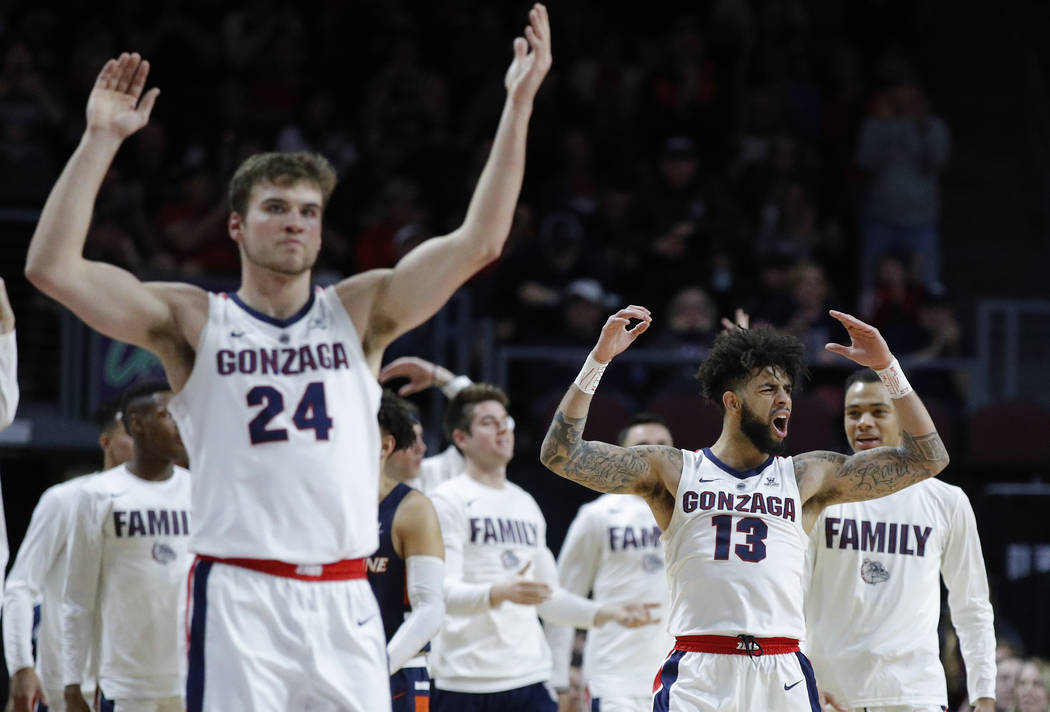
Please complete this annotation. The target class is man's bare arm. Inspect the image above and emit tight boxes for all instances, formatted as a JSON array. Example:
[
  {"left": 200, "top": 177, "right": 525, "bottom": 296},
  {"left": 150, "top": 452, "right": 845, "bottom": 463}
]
[
  {"left": 798, "top": 311, "right": 950, "bottom": 511},
  {"left": 346, "top": 5, "right": 552, "bottom": 356},
  {"left": 540, "top": 306, "right": 681, "bottom": 499},
  {"left": 24, "top": 53, "right": 189, "bottom": 351},
  {"left": 542, "top": 406, "right": 678, "bottom": 495},
  {"left": 797, "top": 429, "right": 949, "bottom": 507}
]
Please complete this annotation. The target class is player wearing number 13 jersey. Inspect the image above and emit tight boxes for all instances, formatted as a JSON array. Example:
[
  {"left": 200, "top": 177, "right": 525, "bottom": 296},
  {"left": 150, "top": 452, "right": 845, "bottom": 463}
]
[
  {"left": 25, "top": 10, "right": 552, "bottom": 710},
  {"left": 540, "top": 305, "right": 951, "bottom": 712}
]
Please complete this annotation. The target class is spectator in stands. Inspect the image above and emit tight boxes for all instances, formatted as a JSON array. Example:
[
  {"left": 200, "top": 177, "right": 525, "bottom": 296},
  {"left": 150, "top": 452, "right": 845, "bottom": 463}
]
[
  {"left": 783, "top": 260, "right": 840, "bottom": 364},
  {"left": 0, "top": 41, "right": 65, "bottom": 204},
  {"left": 997, "top": 655, "right": 1024, "bottom": 712},
  {"left": 1017, "top": 658, "right": 1050, "bottom": 712},
  {"left": 856, "top": 71, "right": 950, "bottom": 297}
]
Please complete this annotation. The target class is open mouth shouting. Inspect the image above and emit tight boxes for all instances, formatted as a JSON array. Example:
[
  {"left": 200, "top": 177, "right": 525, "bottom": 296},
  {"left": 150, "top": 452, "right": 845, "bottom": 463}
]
[{"left": 772, "top": 410, "right": 790, "bottom": 439}]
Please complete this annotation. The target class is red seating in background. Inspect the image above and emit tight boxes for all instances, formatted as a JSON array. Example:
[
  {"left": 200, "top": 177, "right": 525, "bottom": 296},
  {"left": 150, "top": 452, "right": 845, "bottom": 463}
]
[{"left": 968, "top": 401, "right": 1050, "bottom": 463}]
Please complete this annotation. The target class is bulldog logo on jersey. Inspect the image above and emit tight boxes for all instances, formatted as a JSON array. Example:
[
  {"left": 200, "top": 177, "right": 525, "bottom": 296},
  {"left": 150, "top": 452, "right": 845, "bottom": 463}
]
[
  {"left": 641, "top": 552, "right": 663, "bottom": 573},
  {"left": 501, "top": 550, "right": 521, "bottom": 570},
  {"left": 151, "top": 542, "right": 177, "bottom": 564},
  {"left": 860, "top": 558, "right": 890, "bottom": 584}
]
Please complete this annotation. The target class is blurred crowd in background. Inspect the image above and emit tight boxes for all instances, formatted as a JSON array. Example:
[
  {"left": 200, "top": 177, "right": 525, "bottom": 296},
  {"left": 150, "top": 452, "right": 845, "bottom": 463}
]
[
  {"left": 0, "top": 1, "right": 963, "bottom": 379},
  {"left": 1, "top": 2, "right": 1048, "bottom": 709}
]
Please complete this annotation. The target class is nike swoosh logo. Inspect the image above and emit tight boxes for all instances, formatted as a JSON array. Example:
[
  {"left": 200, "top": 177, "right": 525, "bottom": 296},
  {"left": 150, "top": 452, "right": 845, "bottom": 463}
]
[
  {"left": 356, "top": 614, "right": 376, "bottom": 626},
  {"left": 230, "top": 331, "right": 245, "bottom": 338},
  {"left": 697, "top": 478, "right": 718, "bottom": 483},
  {"left": 392, "top": 692, "right": 408, "bottom": 699},
  {"left": 784, "top": 680, "right": 802, "bottom": 691}
]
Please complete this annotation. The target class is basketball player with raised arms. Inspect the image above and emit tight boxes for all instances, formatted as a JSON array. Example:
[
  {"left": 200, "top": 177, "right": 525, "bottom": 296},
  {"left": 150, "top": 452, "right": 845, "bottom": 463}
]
[
  {"left": 60, "top": 381, "right": 191, "bottom": 712},
  {"left": 4, "top": 398, "right": 133, "bottom": 712},
  {"left": 540, "top": 306, "right": 950, "bottom": 711},
  {"left": 805, "top": 369, "right": 995, "bottom": 712},
  {"left": 24, "top": 6, "right": 551, "bottom": 710},
  {"left": 547, "top": 413, "right": 675, "bottom": 712},
  {"left": 370, "top": 392, "right": 446, "bottom": 711}
]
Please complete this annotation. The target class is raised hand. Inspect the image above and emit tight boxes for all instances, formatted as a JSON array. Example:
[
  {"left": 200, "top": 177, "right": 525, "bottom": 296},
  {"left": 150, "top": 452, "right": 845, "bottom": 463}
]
[
  {"left": 86, "top": 52, "right": 160, "bottom": 140},
  {"left": 824, "top": 310, "right": 893, "bottom": 370},
  {"left": 720, "top": 308, "right": 749, "bottom": 333},
  {"left": 592, "top": 305, "right": 652, "bottom": 363},
  {"left": 379, "top": 356, "right": 451, "bottom": 396},
  {"left": 504, "top": 4, "right": 552, "bottom": 107}
]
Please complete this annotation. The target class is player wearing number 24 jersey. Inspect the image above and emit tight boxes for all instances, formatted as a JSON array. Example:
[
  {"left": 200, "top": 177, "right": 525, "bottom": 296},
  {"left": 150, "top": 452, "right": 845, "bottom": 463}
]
[
  {"left": 541, "top": 305, "right": 951, "bottom": 712},
  {"left": 25, "top": 8, "right": 552, "bottom": 710}
]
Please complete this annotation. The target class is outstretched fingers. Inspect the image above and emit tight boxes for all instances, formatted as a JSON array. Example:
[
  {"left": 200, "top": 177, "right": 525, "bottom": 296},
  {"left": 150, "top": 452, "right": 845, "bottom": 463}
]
[
  {"left": 114, "top": 53, "right": 139, "bottom": 94},
  {"left": 137, "top": 87, "right": 160, "bottom": 121},
  {"left": 828, "top": 309, "right": 874, "bottom": 334},
  {"left": 128, "top": 57, "right": 151, "bottom": 100},
  {"left": 95, "top": 58, "right": 120, "bottom": 91}
]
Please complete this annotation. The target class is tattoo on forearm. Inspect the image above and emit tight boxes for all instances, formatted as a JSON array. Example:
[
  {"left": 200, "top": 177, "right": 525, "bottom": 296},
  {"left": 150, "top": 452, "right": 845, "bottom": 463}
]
[
  {"left": 914, "top": 432, "right": 949, "bottom": 463},
  {"left": 541, "top": 411, "right": 667, "bottom": 493},
  {"left": 833, "top": 432, "right": 949, "bottom": 499}
]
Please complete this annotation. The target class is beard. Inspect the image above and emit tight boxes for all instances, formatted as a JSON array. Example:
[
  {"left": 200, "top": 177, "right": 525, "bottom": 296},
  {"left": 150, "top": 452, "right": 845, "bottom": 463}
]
[{"left": 739, "top": 401, "right": 787, "bottom": 456}]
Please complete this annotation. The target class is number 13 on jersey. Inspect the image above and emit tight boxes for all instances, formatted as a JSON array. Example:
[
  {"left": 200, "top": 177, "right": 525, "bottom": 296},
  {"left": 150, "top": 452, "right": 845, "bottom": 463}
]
[
  {"left": 246, "top": 382, "right": 333, "bottom": 444},
  {"left": 712, "top": 515, "right": 768, "bottom": 562}
]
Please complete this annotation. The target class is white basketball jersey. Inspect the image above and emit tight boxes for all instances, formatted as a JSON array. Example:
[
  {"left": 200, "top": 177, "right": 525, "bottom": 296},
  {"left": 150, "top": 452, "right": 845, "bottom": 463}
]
[
  {"left": 804, "top": 478, "right": 997, "bottom": 708},
  {"left": 169, "top": 287, "right": 382, "bottom": 563},
  {"left": 663, "top": 448, "right": 806, "bottom": 639},
  {"left": 553, "top": 494, "right": 674, "bottom": 700}
]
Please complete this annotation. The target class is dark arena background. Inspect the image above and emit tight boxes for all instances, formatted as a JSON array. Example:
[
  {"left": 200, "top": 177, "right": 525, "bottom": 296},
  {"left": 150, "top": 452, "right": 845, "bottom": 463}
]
[{"left": 1, "top": 0, "right": 1049, "bottom": 708}]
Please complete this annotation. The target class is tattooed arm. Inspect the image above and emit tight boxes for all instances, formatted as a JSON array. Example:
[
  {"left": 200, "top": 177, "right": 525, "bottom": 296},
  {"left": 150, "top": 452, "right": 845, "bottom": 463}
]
[
  {"left": 797, "top": 312, "right": 950, "bottom": 527},
  {"left": 539, "top": 307, "right": 682, "bottom": 518},
  {"left": 797, "top": 428, "right": 948, "bottom": 502}
]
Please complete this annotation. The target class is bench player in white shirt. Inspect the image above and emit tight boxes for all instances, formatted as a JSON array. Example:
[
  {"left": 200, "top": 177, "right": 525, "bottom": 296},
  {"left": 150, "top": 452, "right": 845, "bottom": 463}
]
[
  {"left": 4, "top": 398, "right": 134, "bottom": 712},
  {"left": 540, "top": 306, "right": 951, "bottom": 712},
  {"left": 24, "top": 7, "right": 551, "bottom": 710},
  {"left": 61, "top": 381, "right": 191, "bottom": 712},
  {"left": 0, "top": 277, "right": 20, "bottom": 590},
  {"left": 429, "top": 383, "right": 659, "bottom": 712},
  {"left": 805, "top": 368, "right": 996, "bottom": 712},
  {"left": 547, "top": 413, "right": 676, "bottom": 712}
]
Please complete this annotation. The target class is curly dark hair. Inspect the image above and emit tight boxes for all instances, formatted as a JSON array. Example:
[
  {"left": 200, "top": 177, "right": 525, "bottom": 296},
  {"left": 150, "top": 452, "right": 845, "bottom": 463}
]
[
  {"left": 696, "top": 327, "right": 807, "bottom": 412},
  {"left": 378, "top": 391, "right": 419, "bottom": 453},
  {"left": 443, "top": 383, "right": 510, "bottom": 445}
]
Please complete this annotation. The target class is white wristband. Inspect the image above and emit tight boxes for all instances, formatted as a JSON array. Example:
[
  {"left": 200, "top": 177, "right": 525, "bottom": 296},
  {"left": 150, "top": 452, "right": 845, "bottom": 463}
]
[
  {"left": 440, "top": 374, "right": 473, "bottom": 399},
  {"left": 875, "top": 357, "right": 913, "bottom": 399},
  {"left": 574, "top": 352, "right": 608, "bottom": 395}
]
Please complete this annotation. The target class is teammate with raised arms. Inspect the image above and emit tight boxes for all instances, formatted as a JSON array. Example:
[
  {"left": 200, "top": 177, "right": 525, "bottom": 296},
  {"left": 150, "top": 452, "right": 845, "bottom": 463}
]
[
  {"left": 540, "top": 306, "right": 950, "bottom": 711},
  {"left": 24, "top": 6, "right": 552, "bottom": 710}
]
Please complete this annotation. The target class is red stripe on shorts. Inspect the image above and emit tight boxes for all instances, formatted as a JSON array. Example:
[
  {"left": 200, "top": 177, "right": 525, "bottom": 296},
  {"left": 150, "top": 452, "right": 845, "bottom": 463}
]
[
  {"left": 674, "top": 635, "right": 800, "bottom": 655},
  {"left": 197, "top": 555, "right": 367, "bottom": 581}
]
